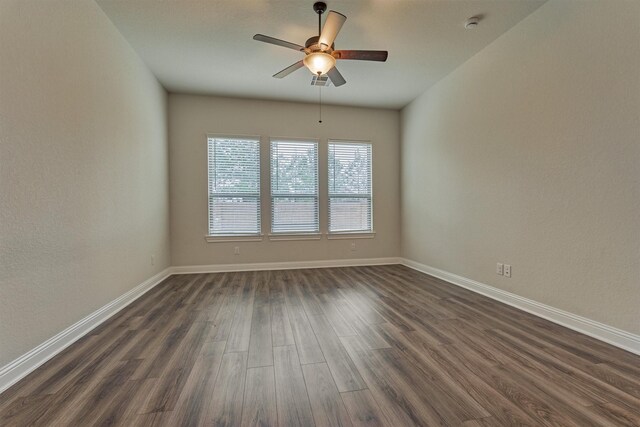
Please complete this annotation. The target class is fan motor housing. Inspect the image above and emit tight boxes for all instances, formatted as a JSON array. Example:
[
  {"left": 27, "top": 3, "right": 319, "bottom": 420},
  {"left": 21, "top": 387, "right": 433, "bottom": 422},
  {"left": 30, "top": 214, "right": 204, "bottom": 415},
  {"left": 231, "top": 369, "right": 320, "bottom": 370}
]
[{"left": 305, "top": 36, "right": 334, "bottom": 53}]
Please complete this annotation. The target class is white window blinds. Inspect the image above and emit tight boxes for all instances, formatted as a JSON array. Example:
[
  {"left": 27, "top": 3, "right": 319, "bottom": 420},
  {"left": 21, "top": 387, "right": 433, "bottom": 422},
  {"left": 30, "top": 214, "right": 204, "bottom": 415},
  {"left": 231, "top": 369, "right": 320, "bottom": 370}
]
[
  {"left": 270, "top": 140, "right": 319, "bottom": 233},
  {"left": 328, "top": 142, "right": 373, "bottom": 233},
  {"left": 207, "top": 136, "right": 261, "bottom": 235}
]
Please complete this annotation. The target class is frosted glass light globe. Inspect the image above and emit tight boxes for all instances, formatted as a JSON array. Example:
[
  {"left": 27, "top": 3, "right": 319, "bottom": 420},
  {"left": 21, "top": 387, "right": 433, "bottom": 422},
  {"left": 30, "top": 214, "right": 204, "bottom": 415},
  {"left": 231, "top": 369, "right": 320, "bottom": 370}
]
[{"left": 303, "top": 52, "right": 336, "bottom": 75}]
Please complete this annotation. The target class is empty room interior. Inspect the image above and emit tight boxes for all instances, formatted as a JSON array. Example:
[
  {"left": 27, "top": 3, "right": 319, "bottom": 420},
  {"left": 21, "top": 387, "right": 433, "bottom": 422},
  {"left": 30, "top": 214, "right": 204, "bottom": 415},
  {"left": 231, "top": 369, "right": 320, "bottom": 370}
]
[{"left": 1, "top": 0, "right": 639, "bottom": 425}]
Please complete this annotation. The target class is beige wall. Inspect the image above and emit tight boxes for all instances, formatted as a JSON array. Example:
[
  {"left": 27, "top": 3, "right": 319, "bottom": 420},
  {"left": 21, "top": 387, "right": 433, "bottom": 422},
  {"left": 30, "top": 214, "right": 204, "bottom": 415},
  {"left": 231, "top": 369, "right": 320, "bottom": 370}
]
[
  {"left": 0, "top": 0, "right": 170, "bottom": 366},
  {"left": 169, "top": 94, "right": 400, "bottom": 266},
  {"left": 401, "top": 1, "right": 640, "bottom": 334}
]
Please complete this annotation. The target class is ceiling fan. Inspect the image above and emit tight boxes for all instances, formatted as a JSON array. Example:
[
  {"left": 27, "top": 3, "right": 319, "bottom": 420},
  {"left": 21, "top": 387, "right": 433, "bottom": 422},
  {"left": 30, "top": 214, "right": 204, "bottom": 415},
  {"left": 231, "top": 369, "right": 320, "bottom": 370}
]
[{"left": 253, "top": 2, "right": 388, "bottom": 87}]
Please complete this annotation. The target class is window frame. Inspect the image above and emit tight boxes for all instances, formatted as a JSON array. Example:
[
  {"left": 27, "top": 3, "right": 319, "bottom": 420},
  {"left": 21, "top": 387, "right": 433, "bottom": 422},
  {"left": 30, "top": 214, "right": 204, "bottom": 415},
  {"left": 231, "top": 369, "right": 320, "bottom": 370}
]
[
  {"left": 327, "top": 140, "right": 374, "bottom": 236},
  {"left": 205, "top": 134, "right": 263, "bottom": 241},
  {"left": 269, "top": 137, "right": 320, "bottom": 237}
]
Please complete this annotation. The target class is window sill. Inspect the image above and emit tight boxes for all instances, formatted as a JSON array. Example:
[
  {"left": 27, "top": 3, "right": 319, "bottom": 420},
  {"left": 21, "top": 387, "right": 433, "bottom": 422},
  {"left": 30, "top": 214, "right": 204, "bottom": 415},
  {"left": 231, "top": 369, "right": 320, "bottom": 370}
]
[
  {"left": 326, "top": 231, "right": 376, "bottom": 240},
  {"left": 268, "top": 233, "right": 322, "bottom": 241},
  {"left": 205, "top": 232, "right": 374, "bottom": 242},
  {"left": 205, "top": 234, "right": 264, "bottom": 243}
]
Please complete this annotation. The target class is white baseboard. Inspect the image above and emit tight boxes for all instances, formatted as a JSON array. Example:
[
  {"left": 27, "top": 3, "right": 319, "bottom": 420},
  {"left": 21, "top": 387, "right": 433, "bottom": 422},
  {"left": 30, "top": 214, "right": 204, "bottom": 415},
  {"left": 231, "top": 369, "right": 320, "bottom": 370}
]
[
  {"left": 170, "top": 257, "right": 402, "bottom": 274},
  {"left": 401, "top": 258, "right": 640, "bottom": 356},
  {"left": 0, "top": 268, "right": 172, "bottom": 394}
]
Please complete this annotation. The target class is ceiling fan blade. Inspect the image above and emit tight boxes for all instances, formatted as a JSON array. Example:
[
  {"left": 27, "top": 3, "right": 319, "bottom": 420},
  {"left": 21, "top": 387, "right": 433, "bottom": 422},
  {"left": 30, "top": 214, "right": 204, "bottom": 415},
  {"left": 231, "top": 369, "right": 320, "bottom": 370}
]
[
  {"left": 319, "top": 11, "right": 346, "bottom": 49},
  {"left": 327, "top": 66, "right": 346, "bottom": 87},
  {"left": 253, "top": 34, "right": 304, "bottom": 51},
  {"left": 333, "top": 50, "right": 388, "bottom": 62},
  {"left": 273, "top": 60, "right": 305, "bottom": 78}
]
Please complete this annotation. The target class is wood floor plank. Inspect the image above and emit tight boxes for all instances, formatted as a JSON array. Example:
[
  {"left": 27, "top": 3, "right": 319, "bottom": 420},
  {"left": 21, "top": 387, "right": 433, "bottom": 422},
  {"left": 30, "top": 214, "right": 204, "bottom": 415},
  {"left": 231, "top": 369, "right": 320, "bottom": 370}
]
[
  {"left": 59, "top": 358, "right": 143, "bottom": 425},
  {"left": 248, "top": 274, "right": 273, "bottom": 368},
  {"left": 2, "top": 333, "right": 103, "bottom": 399},
  {"left": 372, "top": 323, "right": 491, "bottom": 422},
  {"left": 1, "top": 329, "right": 140, "bottom": 426},
  {"left": 443, "top": 344, "right": 595, "bottom": 427},
  {"left": 201, "top": 283, "right": 232, "bottom": 323},
  {"left": 392, "top": 332, "right": 539, "bottom": 426},
  {"left": 226, "top": 271, "right": 258, "bottom": 353},
  {"left": 273, "top": 345, "right": 315, "bottom": 427},
  {"left": 313, "top": 269, "right": 359, "bottom": 337},
  {"left": 90, "top": 377, "right": 148, "bottom": 426},
  {"left": 241, "top": 366, "right": 278, "bottom": 427},
  {"left": 340, "top": 334, "right": 439, "bottom": 426},
  {"left": 302, "top": 363, "right": 353, "bottom": 427},
  {"left": 45, "top": 317, "right": 141, "bottom": 393},
  {"left": 484, "top": 332, "right": 606, "bottom": 407},
  {"left": 1, "top": 267, "right": 639, "bottom": 426},
  {"left": 211, "top": 271, "right": 243, "bottom": 341},
  {"left": 332, "top": 297, "right": 390, "bottom": 350},
  {"left": 133, "top": 308, "right": 201, "bottom": 381},
  {"left": 341, "top": 389, "right": 391, "bottom": 427},
  {"left": 333, "top": 268, "right": 388, "bottom": 325},
  {"left": 291, "top": 269, "right": 325, "bottom": 316},
  {"left": 194, "top": 272, "right": 232, "bottom": 322},
  {"left": 134, "top": 410, "right": 174, "bottom": 427},
  {"left": 379, "top": 346, "right": 487, "bottom": 424},
  {"left": 591, "top": 363, "right": 640, "bottom": 399},
  {"left": 91, "top": 275, "right": 178, "bottom": 334},
  {"left": 307, "top": 313, "right": 366, "bottom": 392},
  {"left": 283, "top": 273, "right": 325, "bottom": 365},
  {"left": 0, "top": 394, "right": 52, "bottom": 426},
  {"left": 115, "top": 377, "right": 159, "bottom": 426},
  {"left": 485, "top": 327, "right": 640, "bottom": 411},
  {"left": 342, "top": 269, "right": 417, "bottom": 333},
  {"left": 585, "top": 401, "right": 640, "bottom": 426},
  {"left": 361, "top": 266, "right": 459, "bottom": 321},
  {"left": 181, "top": 273, "right": 208, "bottom": 305},
  {"left": 167, "top": 340, "right": 227, "bottom": 425},
  {"left": 269, "top": 271, "right": 296, "bottom": 347},
  {"left": 208, "top": 351, "right": 248, "bottom": 426},
  {"left": 461, "top": 418, "right": 497, "bottom": 427},
  {"left": 122, "top": 308, "right": 184, "bottom": 363},
  {"left": 139, "top": 320, "right": 212, "bottom": 413}
]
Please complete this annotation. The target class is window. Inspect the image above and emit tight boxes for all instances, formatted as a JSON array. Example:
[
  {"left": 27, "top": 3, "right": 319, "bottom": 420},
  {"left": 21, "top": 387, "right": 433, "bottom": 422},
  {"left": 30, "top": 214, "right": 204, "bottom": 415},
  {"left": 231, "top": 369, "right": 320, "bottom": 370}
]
[
  {"left": 270, "top": 139, "right": 319, "bottom": 234},
  {"left": 328, "top": 142, "right": 373, "bottom": 233},
  {"left": 207, "top": 136, "right": 261, "bottom": 235}
]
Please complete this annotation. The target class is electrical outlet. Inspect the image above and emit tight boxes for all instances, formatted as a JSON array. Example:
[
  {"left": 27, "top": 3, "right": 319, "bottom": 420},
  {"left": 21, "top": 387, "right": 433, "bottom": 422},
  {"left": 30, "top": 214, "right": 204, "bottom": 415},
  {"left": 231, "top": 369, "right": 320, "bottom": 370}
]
[
  {"left": 496, "top": 263, "right": 503, "bottom": 275},
  {"left": 151, "top": 255, "right": 155, "bottom": 266},
  {"left": 504, "top": 264, "right": 511, "bottom": 277},
  {"left": 350, "top": 242, "right": 356, "bottom": 251},
  {"left": 234, "top": 246, "right": 240, "bottom": 255}
]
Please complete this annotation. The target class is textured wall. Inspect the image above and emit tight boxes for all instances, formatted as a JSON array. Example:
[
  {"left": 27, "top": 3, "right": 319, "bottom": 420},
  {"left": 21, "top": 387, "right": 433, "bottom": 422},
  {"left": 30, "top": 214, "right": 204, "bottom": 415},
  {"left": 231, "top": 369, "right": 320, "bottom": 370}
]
[
  {"left": 0, "top": 0, "right": 170, "bottom": 366},
  {"left": 169, "top": 94, "right": 401, "bottom": 266},
  {"left": 401, "top": 1, "right": 640, "bottom": 334}
]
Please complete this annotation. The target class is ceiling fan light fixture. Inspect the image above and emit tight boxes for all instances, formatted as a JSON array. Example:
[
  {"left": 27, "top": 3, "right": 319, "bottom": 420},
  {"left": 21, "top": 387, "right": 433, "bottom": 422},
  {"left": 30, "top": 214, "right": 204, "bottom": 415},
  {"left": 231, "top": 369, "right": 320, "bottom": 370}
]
[
  {"left": 303, "top": 52, "right": 336, "bottom": 75},
  {"left": 253, "top": 3, "right": 387, "bottom": 86}
]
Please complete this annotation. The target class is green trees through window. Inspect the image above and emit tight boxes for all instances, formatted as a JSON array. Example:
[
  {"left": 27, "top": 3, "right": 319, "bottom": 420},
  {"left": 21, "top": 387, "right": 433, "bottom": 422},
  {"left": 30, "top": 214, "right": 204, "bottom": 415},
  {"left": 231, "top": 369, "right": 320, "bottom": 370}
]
[
  {"left": 207, "top": 136, "right": 372, "bottom": 236},
  {"left": 207, "top": 137, "right": 261, "bottom": 235},
  {"left": 328, "top": 142, "right": 373, "bottom": 232},
  {"left": 270, "top": 140, "right": 319, "bottom": 233}
]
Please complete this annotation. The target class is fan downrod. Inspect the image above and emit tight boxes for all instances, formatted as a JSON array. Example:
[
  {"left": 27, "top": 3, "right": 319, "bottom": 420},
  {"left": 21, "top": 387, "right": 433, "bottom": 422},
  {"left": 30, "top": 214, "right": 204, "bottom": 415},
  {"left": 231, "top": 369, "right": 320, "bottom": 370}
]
[{"left": 313, "top": 2, "right": 327, "bottom": 15}]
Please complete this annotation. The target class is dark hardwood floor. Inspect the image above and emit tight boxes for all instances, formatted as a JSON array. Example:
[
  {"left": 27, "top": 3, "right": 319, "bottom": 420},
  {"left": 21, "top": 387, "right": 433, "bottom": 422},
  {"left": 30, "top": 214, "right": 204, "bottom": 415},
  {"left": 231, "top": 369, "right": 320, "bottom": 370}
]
[{"left": 1, "top": 265, "right": 639, "bottom": 426}]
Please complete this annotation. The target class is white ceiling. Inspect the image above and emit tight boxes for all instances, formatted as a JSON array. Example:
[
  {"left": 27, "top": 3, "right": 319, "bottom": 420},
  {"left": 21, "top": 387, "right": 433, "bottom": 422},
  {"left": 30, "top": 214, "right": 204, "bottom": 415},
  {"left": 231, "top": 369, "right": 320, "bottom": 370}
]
[{"left": 96, "top": 0, "right": 546, "bottom": 109}]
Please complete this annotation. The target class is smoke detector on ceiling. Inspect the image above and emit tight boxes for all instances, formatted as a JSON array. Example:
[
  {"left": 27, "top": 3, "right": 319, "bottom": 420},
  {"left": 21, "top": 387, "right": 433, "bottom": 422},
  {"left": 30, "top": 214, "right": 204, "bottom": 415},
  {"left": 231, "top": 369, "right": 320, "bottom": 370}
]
[{"left": 465, "top": 16, "right": 480, "bottom": 29}]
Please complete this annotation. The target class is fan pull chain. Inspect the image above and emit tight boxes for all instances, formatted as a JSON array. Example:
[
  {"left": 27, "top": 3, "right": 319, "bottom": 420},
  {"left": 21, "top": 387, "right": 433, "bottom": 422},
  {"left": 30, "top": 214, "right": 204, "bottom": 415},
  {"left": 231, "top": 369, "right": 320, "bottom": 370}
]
[{"left": 319, "top": 83, "right": 323, "bottom": 123}]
